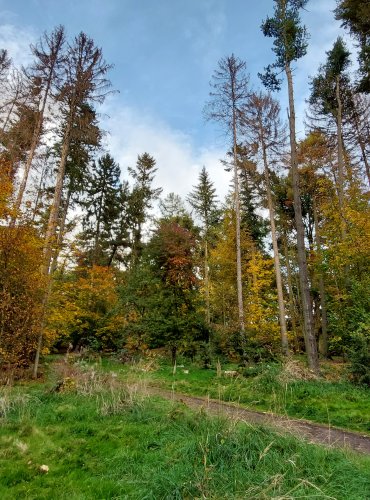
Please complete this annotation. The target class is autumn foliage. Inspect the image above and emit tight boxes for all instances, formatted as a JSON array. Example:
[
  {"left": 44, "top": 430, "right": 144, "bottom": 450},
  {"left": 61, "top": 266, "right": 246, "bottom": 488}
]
[{"left": 0, "top": 225, "right": 45, "bottom": 366}]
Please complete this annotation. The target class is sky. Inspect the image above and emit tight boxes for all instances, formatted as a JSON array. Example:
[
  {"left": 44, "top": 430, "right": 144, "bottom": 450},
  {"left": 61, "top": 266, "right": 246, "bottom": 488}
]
[{"left": 0, "top": 0, "right": 350, "bottom": 202}]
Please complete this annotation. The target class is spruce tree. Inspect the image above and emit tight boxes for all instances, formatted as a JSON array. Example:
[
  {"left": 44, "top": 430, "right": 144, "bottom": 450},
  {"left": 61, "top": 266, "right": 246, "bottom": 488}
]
[
  {"left": 188, "top": 166, "right": 219, "bottom": 324},
  {"left": 81, "top": 153, "right": 121, "bottom": 265},
  {"left": 128, "top": 153, "right": 162, "bottom": 265}
]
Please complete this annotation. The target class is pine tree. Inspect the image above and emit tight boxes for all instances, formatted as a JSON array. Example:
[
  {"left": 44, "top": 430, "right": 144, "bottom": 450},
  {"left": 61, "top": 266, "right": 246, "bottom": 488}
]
[{"left": 260, "top": 0, "right": 319, "bottom": 372}]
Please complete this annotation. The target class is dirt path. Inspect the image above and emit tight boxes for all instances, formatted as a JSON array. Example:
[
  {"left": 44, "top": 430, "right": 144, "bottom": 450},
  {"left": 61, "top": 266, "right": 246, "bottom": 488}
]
[{"left": 147, "top": 386, "right": 370, "bottom": 455}]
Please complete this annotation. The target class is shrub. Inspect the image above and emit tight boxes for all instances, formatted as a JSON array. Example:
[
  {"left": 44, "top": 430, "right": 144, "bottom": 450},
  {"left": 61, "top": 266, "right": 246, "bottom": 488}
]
[{"left": 347, "top": 323, "right": 370, "bottom": 387}]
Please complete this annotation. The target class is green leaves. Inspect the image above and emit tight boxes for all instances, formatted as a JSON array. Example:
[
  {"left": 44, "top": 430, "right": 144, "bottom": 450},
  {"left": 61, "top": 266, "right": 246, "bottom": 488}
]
[{"left": 260, "top": 0, "right": 309, "bottom": 89}]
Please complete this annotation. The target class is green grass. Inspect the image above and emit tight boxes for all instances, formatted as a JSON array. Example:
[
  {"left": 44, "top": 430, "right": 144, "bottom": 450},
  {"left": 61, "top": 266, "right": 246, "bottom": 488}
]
[
  {"left": 1, "top": 366, "right": 370, "bottom": 499},
  {"left": 109, "top": 359, "right": 370, "bottom": 434}
]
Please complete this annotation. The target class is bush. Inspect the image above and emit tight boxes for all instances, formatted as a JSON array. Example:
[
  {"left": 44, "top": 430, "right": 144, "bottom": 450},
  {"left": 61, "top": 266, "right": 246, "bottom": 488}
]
[{"left": 347, "top": 323, "right": 370, "bottom": 387}]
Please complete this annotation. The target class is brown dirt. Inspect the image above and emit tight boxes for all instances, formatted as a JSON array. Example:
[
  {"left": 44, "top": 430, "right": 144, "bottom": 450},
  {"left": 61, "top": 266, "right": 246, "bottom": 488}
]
[{"left": 147, "top": 387, "right": 370, "bottom": 455}]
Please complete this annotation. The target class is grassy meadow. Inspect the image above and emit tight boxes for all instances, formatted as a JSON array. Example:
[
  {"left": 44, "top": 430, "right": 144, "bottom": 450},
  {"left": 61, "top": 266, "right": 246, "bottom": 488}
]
[
  {"left": 0, "top": 357, "right": 369, "bottom": 499},
  {"left": 101, "top": 356, "right": 370, "bottom": 435}
]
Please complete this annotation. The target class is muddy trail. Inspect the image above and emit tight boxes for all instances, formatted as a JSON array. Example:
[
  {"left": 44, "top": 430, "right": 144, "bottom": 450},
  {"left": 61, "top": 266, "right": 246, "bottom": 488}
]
[{"left": 147, "top": 386, "right": 370, "bottom": 455}]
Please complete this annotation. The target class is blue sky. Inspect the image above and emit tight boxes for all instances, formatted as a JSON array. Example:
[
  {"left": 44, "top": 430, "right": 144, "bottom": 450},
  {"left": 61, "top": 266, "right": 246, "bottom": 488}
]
[{"left": 0, "top": 0, "right": 348, "bottom": 200}]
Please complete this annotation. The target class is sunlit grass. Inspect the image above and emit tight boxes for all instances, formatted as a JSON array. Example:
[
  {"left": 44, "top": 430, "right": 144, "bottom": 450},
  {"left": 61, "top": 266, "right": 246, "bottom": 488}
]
[
  {"left": 1, "top": 363, "right": 369, "bottom": 499},
  {"left": 107, "top": 357, "right": 370, "bottom": 434}
]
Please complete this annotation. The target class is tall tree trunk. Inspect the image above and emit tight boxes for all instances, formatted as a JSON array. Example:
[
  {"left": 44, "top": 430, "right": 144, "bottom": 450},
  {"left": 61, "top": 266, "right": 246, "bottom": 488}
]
[
  {"left": 204, "top": 237, "right": 210, "bottom": 325},
  {"left": 283, "top": 236, "right": 299, "bottom": 352},
  {"left": 232, "top": 105, "right": 245, "bottom": 336},
  {"left": 33, "top": 111, "right": 74, "bottom": 378},
  {"left": 335, "top": 75, "right": 346, "bottom": 242},
  {"left": 50, "top": 187, "right": 72, "bottom": 275},
  {"left": 313, "top": 198, "right": 328, "bottom": 358},
  {"left": 285, "top": 63, "right": 319, "bottom": 373},
  {"left": 14, "top": 48, "right": 61, "bottom": 220},
  {"left": 262, "top": 144, "right": 289, "bottom": 355},
  {"left": 352, "top": 108, "right": 370, "bottom": 187},
  {"left": 42, "top": 114, "right": 74, "bottom": 274}
]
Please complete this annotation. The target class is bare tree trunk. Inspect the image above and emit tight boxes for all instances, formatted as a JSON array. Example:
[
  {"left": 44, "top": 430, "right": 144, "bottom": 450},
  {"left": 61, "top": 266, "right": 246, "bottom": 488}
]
[
  {"left": 283, "top": 236, "right": 299, "bottom": 352},
  {"left": 42, "top": 116, "right": 73, "bottom": 274},
  {"left": 33, "top": 113, "right": 73, "bottom": 378},
  {"left": 313, "top": 198, "right": 328, "bottom": 358},
  {"left": 50, "top": 187, "right": 71, "bottom": 275},
  {"left": 351, "top": 107, "right": 370, "bottom": 187},
  {"left": 262, "top": 144, "right": 288, "bottom": 355},
  {"left": 335, "top": 75, "right": 346, "bottom": 242},
  {"left": 285, "top": 63, "right": 319, "bottom": 373},
  {"left": 14, "top": 27, "right": 64, "bottom": 219},
  {"left": 204, "top": 238, "right": 211, "bottom": 325},
  {"left": 13, "top": 107, "right": 43, "bottom": 218},
  {"left": 232, "top": 107, "right": 245, "bottom": 336}
]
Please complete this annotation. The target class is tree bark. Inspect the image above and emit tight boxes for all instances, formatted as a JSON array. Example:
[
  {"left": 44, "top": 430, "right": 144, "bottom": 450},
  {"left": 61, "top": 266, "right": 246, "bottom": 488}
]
[
  {"left": 335, "top": 75, "right": 346, "bottom": 242},
  {"left": 313, "top": 198, "right": 328, "bottom": 358},
  {"left": 261, "top": 144, "right": 289, "bottom": 355},
  {"left": 232, "top": 105, "right": 245, "bottom": 336},
  {"left": 283, "top": 235, "right": 299, "bottom": 352},
  {"left": 50, "top": 187, "right": 72, "bottom": 275},
  {"left": 285, "top": 63, "right": 319, "bottom": 373},
  {"left": 204, "top": 237, "right": 211, "bottom": 325},
  {"left": 33, "top": 111, "right": 74, "bottom": 378}
]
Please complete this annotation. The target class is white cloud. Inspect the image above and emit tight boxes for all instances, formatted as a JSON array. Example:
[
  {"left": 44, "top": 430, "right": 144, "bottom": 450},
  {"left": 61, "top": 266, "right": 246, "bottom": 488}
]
[
  {"left": 103, "top": 100, "right": 231, "bottom": 205},
  {"left": 0, "top": 22, "right": 35, "bottom": 67}
]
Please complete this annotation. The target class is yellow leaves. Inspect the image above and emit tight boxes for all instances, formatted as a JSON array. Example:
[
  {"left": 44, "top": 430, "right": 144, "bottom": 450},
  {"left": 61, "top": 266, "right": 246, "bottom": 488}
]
[
  {"left": 209, "top": 210, "right": 279, "bottom": 341},
  {"left": 47, "top": 265, "right": 123, "bottom": 348},
  {"left": 0, "top": 225, "right": 45, "bottom": 366},
  {"left": 0, "top": 158, "right": 15, "bottom": 220}
]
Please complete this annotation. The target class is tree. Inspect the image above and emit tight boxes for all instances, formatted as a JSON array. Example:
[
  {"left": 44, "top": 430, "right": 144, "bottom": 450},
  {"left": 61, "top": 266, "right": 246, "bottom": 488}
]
[
  {"left": 0, "top": 49, "right": 11, "bottom": 83},
  {"left": 0, "top": 160, "right": 46, "bottom": 367},
  {"left": 47, "top": 265, "right": 123, "bottom": 351},
  {"left": 205, "top": 54, "right": 250, "bottom": 338},
  {"left": 187, "top": 166, "right": 219, "bottom": 324},
  {"left": 34, "top": 32, "right": 113, "bottom": 377},
  {"left": 261, "top": 0, "right": 319, "bottom": 372},
  {"left": 234, "top": 146, "right": 268, "bottom": 250},
  {"left": 81, "top": 153, "right": 121, "bottom": 266},
  {"left": 50, "top": 102, "right": 103, "bottom": 273},
  {"left": 136, "top": 220, "right": 202, "bottom": 364},
  {"left": 309, "top": 37, "right": 352, "bottom": 238},
  {"left": 335, "top": 0, "right": 370, "bottom": 92},
  {"left": 128, "top": 153, "right": 162, "bottom": 265},
  {"left": 243, "top": 91, "right": 289, "bottom": 355},
  {"left": 158, "top": 192, "right": 193, "bottom": 226},
  {"left": 209, "top": 208, "right": 279, "bottom": 358},
  {"left": 13, "top": 26, "right": 65, "bottom": 218}
]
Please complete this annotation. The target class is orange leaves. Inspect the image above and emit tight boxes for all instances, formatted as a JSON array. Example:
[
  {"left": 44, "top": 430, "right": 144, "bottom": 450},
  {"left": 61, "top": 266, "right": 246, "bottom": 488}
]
[
  {"left": 0, "top": 225, "right": 46, "bottom": 366},
  {"left": 0, "top": 158, "right": 16, "bottom": 220},
  {"left": 151, "top": 221, "right": 197, "bottom": 291}
]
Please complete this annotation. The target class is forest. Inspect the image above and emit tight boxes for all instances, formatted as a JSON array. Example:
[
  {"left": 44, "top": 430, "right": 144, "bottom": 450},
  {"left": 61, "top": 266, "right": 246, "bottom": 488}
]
[{"left": 0, "top": 0, "right": 369, "bottom": 498}]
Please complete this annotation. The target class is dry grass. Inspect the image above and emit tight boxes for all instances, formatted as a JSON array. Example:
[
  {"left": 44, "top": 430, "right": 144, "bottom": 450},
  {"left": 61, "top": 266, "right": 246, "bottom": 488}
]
[
  {"left": 0, "top": 386, "right": 41, "bottom": 419},
  {"left": 277, "top": 359, "right": 319, "bottom": 384},
  {"left": 52, "top": 357, "right": 149, "bottom": 416}
]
